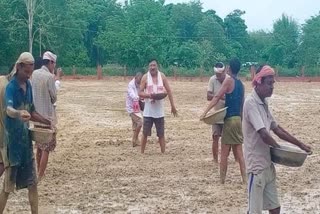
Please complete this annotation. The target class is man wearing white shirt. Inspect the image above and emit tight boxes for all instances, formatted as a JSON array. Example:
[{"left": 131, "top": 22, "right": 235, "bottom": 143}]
[{"left": 139, "top": 59, "right": 178, "bottom": 154}]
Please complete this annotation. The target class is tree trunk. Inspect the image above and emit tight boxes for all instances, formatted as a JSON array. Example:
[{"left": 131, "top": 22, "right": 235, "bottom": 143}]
[
  {"left": 25, "top": 0, "right": 36, "bottom": 54},
  {"left": 97, "top": 64, "right": 102, "bottom": 80}
]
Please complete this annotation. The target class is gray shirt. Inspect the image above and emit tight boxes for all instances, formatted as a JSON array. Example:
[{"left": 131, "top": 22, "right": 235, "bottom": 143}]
[{"left": 243, "top": 90, "right": 278, "bottom": 174}]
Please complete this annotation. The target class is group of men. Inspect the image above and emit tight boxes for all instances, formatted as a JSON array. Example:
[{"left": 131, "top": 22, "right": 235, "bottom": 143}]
[
  {"left": 127, "top": 58, "right": 312, "bottom": 214},
  {"left": 202, "top": 59, "right": 312, "bottom": 214},
  {"left": 126, "top": 59, "right": 177, "bottom": 153},
  {"left": 0, "top": 51, "right": 59, "bottom": 213}
]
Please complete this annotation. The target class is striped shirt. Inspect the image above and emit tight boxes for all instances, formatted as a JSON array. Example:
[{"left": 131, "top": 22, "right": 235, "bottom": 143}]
[{"left": 31, "top": 66, "right": 57, "bottom": 121}]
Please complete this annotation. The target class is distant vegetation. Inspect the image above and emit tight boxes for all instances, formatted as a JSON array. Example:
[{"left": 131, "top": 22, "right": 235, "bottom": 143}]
[{"left": 0, "top": 0, "right": 319, "bottom": 76}]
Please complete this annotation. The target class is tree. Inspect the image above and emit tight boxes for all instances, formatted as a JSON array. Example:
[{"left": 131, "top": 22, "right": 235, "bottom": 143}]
[
  {"left": 299, "top": 13, "right": 320, "bottom": 67},
  {"left": 248, "top": 30, "right": 273, "bottom": 63},
  {"left": 167, "top": 1, "right": 203, "bottom": 41},
  {"left": 196, "top": 12, "right": 228, "bottom": 55},
  {"left": 224, "top": 9, "right": 249, "bottom": 61},
  {"left": 268, "top": 14, "right": 299, "bottom": 68}
]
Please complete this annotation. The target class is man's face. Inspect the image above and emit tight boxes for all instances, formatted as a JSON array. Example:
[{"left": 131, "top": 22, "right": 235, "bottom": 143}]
[
  {"left": 149, "top": 61, "right": 158, "bottom": 76},
  {"left": 259, "top": 76, "right": 275, "bottom": 98},
  {"left": 17, "top": 63, "right": 34, "bottom": 80},
  {"left": 48, "top": 60, "right": 56, "bottom": 73},
  {"left": 215, "top": 71, "right": 226, "bottom": 83},
  {"left": 135, "top": 75, "right": 142, "bottom": 86}
]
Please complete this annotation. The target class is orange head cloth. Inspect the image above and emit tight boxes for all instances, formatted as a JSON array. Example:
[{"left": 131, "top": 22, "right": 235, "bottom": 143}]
[{"left": 252, "top": 65, "right": 275, "bottom": 87}]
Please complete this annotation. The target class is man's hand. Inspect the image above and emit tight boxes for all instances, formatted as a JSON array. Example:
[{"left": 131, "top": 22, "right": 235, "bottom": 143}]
[
  {"left": 298, "top": 142, "right": 312, "bottom": 153},
  {"left": 200, "top": 112, "right": 206, "bottom": 120},
  {"left": 20, "top": 110, "right": 31, "bottom": 122},
  {"left": 44, "top": 118, "right": 52, "bottom": 126},
  {"left": 171, "top": 106, "right": 178, "bottom": 117}
]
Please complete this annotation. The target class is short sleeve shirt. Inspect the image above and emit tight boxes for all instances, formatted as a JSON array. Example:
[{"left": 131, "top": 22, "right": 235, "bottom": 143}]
[
  {"left": 207, "top": 75, "right": 225, "bottom": 111},
  {"left": 5, "top": 77, "right": 35, "bottom": 166},
  {"left": 243, "top": 90, "right": 278, "bottom": 174}
]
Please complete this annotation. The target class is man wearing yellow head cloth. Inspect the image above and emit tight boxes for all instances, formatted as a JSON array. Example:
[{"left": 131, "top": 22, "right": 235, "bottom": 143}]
[{"left": 0, "top": 52, "right": 51, "bottom": 214}]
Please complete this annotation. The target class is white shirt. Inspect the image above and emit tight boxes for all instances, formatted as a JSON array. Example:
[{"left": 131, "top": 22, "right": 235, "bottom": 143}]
[
  {"left": 143, "top": 71, "right": 165, "bottom": 118},
  {"left": 126, "top": 78, "right": 139, "bottom": 114}
]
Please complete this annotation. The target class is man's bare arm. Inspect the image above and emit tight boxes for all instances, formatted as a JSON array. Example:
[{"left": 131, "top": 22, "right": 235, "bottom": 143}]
[
  {"left": 273, "top": 126, "right": 311, "bottom": 152},
  {"left": 162, "top": 73, "right": 177, "bottom": 116},
  {"left": 258, "top": 128, "right": 280, "bottom": 148},
  {"left": 138, "top": 75, "right": 151, "bottom": 99}
]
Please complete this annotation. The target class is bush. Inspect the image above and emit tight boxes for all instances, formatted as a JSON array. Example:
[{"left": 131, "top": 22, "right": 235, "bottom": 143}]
[
  {"left": 62, "top": 65, "right": 126, "bottom": 76},
  {"left": 275, "top": 66, "right": 299, "bottom": 77},
  {"left": 304, "top": 67, "right": 320, "bottom": 76},
  {"left": 59, "top": 64, "right": 320, "bottom": 77}
]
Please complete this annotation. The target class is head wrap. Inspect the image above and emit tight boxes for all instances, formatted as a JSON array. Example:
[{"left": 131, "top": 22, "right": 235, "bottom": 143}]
[
  {"left": 214, "top": 63, "right": 225, "bottom": 73},
  {"left": 43, "top": 51, "right": 57, "bottom": 62},
  {"left": 9, "top": 52, "right": 34, "bottom": 78},
  {"left": 252, "top": 65, "right": 275, "bottom": 87}
]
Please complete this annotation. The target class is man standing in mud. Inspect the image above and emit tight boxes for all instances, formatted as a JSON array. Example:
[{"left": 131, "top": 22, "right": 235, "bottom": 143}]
[
  {"left": 139, "top": 59, "right": 177, "bottom": 153},
  {"left": 243, "top": 65, "right": 312, "bottom": 214},
  {"left": 126, "top": 72, "right": 144, "bottom": 147},
  {"left": 0, "top": 52, "right": 51, "bottom": 214}
]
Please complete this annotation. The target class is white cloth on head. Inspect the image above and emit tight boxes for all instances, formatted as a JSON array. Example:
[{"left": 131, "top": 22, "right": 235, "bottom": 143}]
[
  {"left": 43, "top": 51, "right": 57, "bottom": 62},
  {"left": 214, "top": 66, "right": 225, "bottom": 73},
  {"left": 143, "top": 71, "right": 165, "bottom": 118}
]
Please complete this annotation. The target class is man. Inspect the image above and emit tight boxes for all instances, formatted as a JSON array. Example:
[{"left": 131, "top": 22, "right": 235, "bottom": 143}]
[
  {"left": 243, "top": 65, "right": 311, "bottom": 214},
  {"left": 207, "top": 62, "right": 238, "bottom": 163},
  {"left": 31, "top": 51, "right": 57, "bottom": 181},
  {"left": 0, "top": 52, "right": 51, "bottom": 214},
  {"left": 126, "top": 72, "right": 143, "bottom": 147},
  {"left": 139, "top": 59, "right": 178, "bottom": 153},
  {"left": 201, "top": 58, "right": 246, "bottom": 184},
  {"left": 0, "top": 65, "right": 16, "bottom": 178}
]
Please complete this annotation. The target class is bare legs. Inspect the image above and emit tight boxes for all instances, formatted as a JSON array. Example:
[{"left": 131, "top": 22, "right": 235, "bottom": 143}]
[
  {"left": 220, "top": 144, "right": 246, "bottom": 184},
  {"left": 141, "top": 134, "right": 165, "bottom": 154},
  {"left": 132, "top": 125, "right": 142, "bottom": 147},
  {"left": 36, "top": 148, "right": 49, "bottom": 181},
  {"left": 212, "top": 135, "right": 219, "bottom": 163}
]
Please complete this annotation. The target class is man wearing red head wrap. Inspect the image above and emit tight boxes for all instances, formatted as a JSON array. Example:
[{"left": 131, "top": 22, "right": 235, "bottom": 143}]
[{"left": 243, "top": 65, "right": 312, "bottom": 214}]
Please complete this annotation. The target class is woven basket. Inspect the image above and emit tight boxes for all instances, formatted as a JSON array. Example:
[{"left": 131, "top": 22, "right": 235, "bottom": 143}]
[
  {"left": 201, "top": 107, "right": 228, "bottom": 125},
  {"left": 29, "top": 127, "right": 54, "bottom": 143}
]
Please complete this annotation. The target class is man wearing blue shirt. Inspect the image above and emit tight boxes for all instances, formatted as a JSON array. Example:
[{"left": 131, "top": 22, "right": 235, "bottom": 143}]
[{"left": 0, "top": 52, "right": 51, "bottom": 214}]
